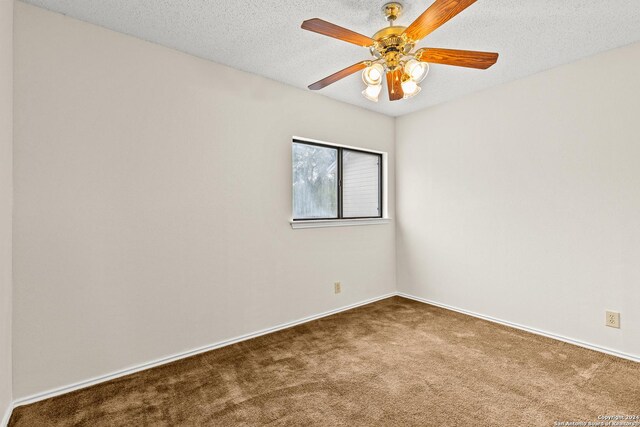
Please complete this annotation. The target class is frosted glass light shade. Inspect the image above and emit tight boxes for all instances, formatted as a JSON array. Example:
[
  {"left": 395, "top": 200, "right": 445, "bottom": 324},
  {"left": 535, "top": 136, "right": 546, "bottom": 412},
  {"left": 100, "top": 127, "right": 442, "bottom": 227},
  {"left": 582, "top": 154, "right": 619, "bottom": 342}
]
[
  {"left": 401, "top": 79, "right": 421, "bottom": 98},
  {"left": 404, "top": 59, "right": 429, "bottom": 83},
  {"left": 362, "top": 64, "right": 384, "bottom": 86},
  {"left": 362, "top": 84, "right": 382, "bottom": 102}
]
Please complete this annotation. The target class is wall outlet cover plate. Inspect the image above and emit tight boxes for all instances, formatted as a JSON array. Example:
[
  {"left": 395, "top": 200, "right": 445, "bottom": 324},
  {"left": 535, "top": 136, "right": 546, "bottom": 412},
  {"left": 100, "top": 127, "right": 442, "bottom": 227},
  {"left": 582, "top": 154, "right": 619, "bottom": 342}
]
[{"left": 606, "top": 311, "right": 620, "bottom": 328}]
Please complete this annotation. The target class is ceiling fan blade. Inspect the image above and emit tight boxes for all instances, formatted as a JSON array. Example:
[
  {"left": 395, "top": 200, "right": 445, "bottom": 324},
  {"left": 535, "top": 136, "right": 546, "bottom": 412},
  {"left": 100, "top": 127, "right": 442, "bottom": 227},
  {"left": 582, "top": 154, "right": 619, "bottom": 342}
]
[
  {"left": 301, "top": 18, "right": 375, "bottom": 47},
  {"left": 403, "top": 0, "right": 477, "bottom": 42},
  {"left": 308, "top": 61, "right": 369, "bottom": 90},
  {"left": 415, "top": 47, "right": 498, "bottom": 69},
  {"left": 386, "top": 70, "right": 404, "bottom": 101}
]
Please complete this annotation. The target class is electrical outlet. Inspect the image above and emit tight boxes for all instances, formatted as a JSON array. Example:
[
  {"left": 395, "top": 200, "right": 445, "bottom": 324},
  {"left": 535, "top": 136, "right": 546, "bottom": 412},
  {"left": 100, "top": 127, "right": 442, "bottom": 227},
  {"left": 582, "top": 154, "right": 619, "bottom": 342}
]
[
  {"left": 334, "top": 282, "right": 341, "bottom": 294},
  {"left": 605, "top": 311, "right": 620, "bottom": 328}
]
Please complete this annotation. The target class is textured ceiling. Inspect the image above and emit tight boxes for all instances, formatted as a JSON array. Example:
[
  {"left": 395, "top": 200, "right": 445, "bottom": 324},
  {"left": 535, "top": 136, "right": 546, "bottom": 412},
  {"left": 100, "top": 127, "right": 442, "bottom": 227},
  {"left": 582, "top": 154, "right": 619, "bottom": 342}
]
[{"left": 20, "top": 0, "right": 640, "bottom": 117}]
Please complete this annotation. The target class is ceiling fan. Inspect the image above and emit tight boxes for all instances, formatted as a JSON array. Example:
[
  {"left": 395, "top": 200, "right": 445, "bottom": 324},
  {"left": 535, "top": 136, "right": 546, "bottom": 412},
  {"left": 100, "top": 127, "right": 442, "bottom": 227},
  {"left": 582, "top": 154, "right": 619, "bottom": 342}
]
[{"left": 301, "top": 0, "right": 498, "bottom": 102}]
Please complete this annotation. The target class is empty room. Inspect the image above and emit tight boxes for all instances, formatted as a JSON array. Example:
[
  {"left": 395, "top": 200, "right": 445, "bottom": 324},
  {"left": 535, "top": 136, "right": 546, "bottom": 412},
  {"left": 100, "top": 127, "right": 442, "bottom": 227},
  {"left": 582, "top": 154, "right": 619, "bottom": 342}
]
[{"left": 1, "top": 0, "right": 639, "bottom": 425}]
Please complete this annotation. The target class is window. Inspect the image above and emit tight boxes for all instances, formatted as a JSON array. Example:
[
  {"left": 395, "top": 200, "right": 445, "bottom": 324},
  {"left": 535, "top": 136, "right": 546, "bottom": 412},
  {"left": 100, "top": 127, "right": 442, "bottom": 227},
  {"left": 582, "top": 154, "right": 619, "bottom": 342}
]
[{"left": 292, "top": 139, "right": 382, "bottom": 221}]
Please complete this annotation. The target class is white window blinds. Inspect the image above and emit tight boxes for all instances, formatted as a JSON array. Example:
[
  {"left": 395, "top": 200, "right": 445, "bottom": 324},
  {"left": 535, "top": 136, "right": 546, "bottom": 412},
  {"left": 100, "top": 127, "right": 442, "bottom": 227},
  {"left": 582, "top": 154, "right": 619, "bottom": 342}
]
[{"left": 342, "top": 150, "right": 381, "bottom": 218}]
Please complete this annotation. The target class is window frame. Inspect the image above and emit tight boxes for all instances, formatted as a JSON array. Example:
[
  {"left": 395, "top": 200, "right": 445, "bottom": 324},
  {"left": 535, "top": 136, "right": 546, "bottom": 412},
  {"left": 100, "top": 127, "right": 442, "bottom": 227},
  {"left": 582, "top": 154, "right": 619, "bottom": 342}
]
[{"left": 292, "top": 138, "right": 383, "bottom": 221}]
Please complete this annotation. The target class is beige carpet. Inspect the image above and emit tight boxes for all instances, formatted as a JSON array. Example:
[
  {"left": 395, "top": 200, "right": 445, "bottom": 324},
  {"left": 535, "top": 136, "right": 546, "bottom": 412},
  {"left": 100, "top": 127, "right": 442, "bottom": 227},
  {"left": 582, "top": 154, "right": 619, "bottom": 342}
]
[{"left": 9, "top": 297, "right": 640, "bottom": 426}]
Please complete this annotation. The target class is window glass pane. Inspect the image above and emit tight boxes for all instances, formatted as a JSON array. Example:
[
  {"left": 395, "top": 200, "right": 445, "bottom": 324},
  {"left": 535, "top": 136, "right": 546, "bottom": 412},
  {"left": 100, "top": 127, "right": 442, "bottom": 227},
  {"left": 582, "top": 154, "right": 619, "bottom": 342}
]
[
  {"left": 342, "top": 150, "right": 381, "bottom": 218},
  {"left": 292, "top": 143, "right": 338, "bottom": 219}
]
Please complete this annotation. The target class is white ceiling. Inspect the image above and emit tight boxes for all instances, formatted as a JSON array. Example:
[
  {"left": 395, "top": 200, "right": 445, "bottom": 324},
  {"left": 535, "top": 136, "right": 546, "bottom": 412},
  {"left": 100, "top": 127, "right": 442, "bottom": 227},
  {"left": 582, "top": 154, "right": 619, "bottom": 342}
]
[{"left": 20, "top": 0, "right": 640, "bottom": 117}]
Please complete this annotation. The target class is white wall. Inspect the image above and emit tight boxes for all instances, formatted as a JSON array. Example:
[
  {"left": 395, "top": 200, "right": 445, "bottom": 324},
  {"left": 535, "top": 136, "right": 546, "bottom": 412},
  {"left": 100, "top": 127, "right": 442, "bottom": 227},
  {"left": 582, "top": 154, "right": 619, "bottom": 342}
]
[
  {"left": 0, "top": 0, "right": 13, "bottom": 422},
  {"left": 12, "top": 2, "right": 396, "bottom": 399},
  {"left": 396, "top": 42, "right": 640, "bottom": 359}
]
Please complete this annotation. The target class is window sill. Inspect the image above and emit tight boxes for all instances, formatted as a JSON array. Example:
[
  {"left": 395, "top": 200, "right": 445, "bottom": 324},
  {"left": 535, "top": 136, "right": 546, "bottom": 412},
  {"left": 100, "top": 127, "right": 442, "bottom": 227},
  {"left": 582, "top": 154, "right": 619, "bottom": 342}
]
[{"left": 290, "top": 218, "right": 391, "bottom": 229}]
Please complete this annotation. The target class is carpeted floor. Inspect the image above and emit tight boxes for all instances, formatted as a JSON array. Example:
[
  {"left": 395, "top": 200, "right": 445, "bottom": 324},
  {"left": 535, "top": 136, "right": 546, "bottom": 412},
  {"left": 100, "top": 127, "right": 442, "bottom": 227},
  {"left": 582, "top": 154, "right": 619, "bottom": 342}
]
[{"left": 9, "top": 297, "right": 640, "bottom": 426}]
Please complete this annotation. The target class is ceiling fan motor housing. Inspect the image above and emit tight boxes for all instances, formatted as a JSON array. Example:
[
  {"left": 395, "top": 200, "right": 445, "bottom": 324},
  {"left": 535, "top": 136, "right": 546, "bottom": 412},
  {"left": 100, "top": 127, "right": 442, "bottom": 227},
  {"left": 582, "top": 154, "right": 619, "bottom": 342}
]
[{"left": 372, "top": 26, "right": 414, "bottom": 71}]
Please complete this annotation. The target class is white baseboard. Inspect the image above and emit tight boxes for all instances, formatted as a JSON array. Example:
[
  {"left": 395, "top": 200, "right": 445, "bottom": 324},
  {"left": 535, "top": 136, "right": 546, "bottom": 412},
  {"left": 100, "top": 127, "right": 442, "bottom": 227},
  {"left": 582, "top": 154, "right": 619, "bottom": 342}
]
[
  {"left": 398, "top": 292, "right": 640, "bottom": 363},
  {"left": 13, "top": 292, "right": 396, "bottom": 408},
  {"left": 2, "top": 402, "right": 13, "bottom": 427}
]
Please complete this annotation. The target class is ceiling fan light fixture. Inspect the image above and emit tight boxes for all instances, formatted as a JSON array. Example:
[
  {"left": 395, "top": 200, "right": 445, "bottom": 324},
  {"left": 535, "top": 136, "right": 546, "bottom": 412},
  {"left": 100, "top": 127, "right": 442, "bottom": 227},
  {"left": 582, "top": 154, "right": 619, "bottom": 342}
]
[
  {"left": 362, "top": 63, "right": 384, "bottom": 86},
  {"left": 405, "top": 59, "right": 429, "bottom": 83},
  {"left": 362, "top": 84, "right": 382, "bottom": 102},
  {"left": 301, "top": 0, "right": 499, "bottom": 102}
]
